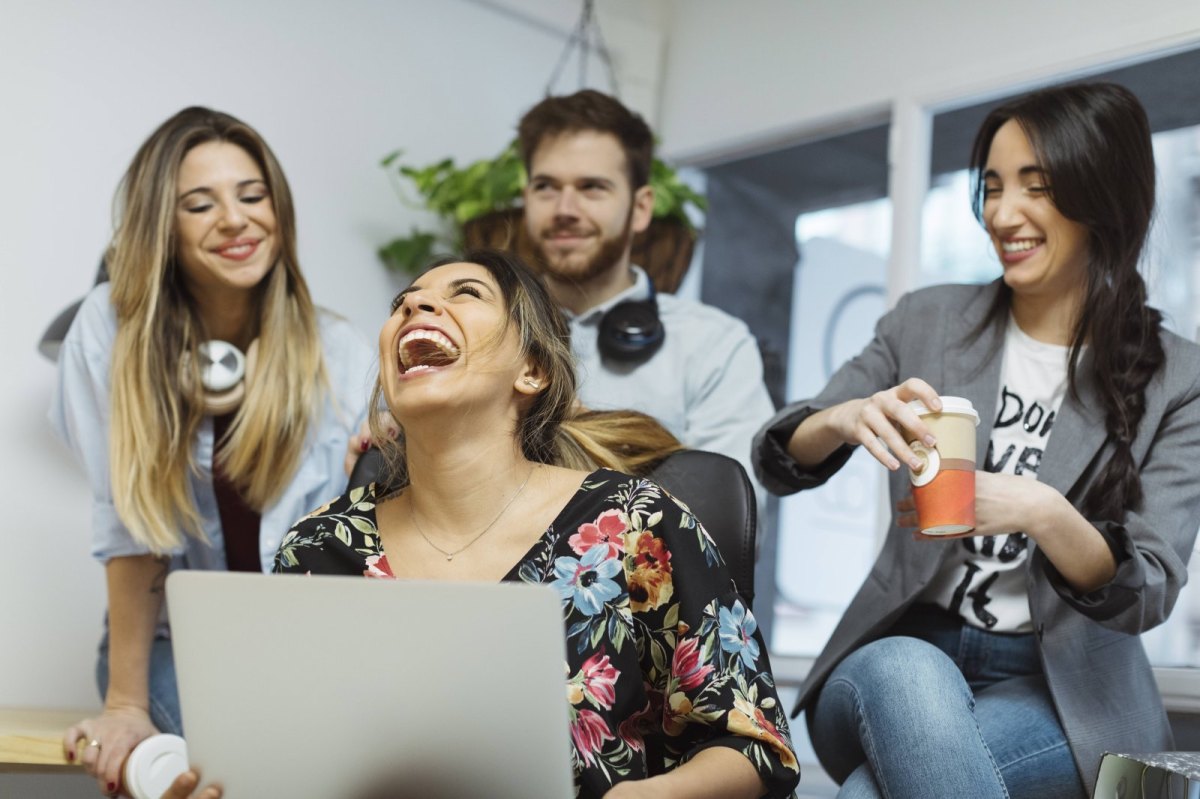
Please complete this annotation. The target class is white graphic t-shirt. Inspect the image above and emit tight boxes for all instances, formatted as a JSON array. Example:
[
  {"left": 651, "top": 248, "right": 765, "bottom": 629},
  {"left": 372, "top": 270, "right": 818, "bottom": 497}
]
[{"left": 918, "top": 317, "right": 1069, "bottom": 632}]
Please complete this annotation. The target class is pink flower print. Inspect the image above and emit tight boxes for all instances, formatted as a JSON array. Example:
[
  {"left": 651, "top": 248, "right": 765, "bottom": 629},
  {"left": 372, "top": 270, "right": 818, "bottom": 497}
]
[
  {"left": 618, "top": 697, "right": 653, "bottom": 753},
  {"left": 672, "top": 635, "right": 715, "bottom": 692},
  {"left": 569, "top": 509, "right": 628, "bottom": 559},
  {"left": 579, "top": 650, "right": 619, "bottom": 710},
  {"left": 569, "top": 709, "right": 615, "bottom": 766},
  {"left": 363, "top": 554, "right": 394, "bottom": 579}
]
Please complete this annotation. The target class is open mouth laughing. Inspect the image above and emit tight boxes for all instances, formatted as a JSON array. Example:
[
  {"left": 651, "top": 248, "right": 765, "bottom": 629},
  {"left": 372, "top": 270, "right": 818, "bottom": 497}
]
[{"left": 398, "top": 327, "right": 461, "bottom": 374}]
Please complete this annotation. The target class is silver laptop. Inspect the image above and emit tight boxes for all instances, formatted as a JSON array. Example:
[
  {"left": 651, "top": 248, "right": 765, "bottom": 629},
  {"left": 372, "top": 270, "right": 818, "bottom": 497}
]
[{"left": 167, "top": 571, "right": 575, "bottom": 799}]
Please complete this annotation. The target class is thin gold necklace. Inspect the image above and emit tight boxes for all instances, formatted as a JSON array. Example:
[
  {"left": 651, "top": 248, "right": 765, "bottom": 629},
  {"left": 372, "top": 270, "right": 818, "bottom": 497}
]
[{"left": 409, "top": 465, "right": 537, "bottom": 562}]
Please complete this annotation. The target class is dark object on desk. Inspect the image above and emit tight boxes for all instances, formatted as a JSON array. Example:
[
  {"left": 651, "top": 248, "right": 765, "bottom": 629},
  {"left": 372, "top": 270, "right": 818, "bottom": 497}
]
[{"left": 346, "top": 447, "right": 757, "bottom": 606}]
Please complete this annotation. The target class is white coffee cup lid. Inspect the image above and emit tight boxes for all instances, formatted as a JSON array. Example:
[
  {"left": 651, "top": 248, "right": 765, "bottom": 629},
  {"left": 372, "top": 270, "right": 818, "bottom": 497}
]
[
  {"left": 907, "top": 396, "right": 980, "bottom": 425},
  {"left": 124, "top": 733, "right": 189, "bottom": 799}
]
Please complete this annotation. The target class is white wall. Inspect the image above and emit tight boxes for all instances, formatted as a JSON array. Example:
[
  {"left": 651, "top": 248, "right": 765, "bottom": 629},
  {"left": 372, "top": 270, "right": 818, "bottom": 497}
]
[
  {"left": 658, "top": 0, "right": 1200, "bottom": 162},
  {"left": 0, "top": 0, "right": 666, "bottom": 711}
]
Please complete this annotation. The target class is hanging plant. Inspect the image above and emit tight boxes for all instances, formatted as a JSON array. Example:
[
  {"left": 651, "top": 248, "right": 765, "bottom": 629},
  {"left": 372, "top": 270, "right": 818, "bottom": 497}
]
[{"left": 377, "top": 139, "right": 707, "bottom": 292}]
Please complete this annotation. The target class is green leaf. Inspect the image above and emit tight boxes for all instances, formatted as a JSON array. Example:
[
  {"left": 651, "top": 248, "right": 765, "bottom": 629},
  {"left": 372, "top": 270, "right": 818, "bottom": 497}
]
[
  {"left": 334, "top": 521, "right": 352, "bottom": 547},
  {"left": 650, "top": 641, "right": 667, "bottom": 677},
  {"left": 378, "top": 230, "right": 438, "bottom": 275},
  {"left": 663, "top": 602, "right": 680, "bottom": 631},
  {"left": 349, "top": 516, "right": 376, "bottom": 536}
]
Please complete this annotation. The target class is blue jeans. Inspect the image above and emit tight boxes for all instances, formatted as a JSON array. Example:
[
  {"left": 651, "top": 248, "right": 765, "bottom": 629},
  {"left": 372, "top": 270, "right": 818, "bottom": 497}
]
[
  {"left": 96, "top": 633, "right": 184, "bottom": 736},
  {"left": 809, "top": 604, "right": 1085, "bottom": 799}
]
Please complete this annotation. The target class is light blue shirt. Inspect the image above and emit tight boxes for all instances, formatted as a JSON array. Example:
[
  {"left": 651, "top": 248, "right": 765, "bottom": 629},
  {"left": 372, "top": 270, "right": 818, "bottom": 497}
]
[
  {"left": 49, "top": 283, "right": 375, "bottom": 572},
  {"left": 567, "top": 266, "right": 775, "bottom": 498}
]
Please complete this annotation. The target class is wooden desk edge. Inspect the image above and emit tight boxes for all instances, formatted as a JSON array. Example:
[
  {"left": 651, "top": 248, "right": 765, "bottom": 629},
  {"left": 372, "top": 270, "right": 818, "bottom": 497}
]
[{"left": 0, "top": 707, "right": 93, "bottom": 772}]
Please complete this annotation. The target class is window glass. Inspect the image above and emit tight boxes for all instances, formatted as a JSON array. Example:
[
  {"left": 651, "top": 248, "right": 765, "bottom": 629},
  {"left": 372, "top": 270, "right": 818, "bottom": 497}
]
[{"left": 771, "top": 199, "right": 891, "bottom": 658}]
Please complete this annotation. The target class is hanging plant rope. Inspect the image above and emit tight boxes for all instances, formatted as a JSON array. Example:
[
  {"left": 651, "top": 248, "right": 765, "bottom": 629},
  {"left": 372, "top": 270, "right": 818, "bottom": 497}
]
[{"left": 544, "top": 0, "right": 620, "bottom": 97}]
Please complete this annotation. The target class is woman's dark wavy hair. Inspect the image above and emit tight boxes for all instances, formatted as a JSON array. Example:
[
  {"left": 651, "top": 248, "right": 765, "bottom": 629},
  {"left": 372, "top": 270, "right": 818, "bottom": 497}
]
[
  {"left": 968, "top": 82, "right": 1163, "bottom": 520},
  {"left": 370, "top": 249, "right": 682, "bottom": 491}
]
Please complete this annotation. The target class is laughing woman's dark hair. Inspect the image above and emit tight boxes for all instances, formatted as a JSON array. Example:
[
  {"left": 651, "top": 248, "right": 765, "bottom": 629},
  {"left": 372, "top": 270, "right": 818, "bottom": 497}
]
[{"left": 968, "top": 82, "right": 1163, "bottom": 521}]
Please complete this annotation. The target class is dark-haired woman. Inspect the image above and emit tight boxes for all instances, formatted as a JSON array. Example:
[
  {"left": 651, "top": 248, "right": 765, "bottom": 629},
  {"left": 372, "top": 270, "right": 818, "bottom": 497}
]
[
  {"left": 282, "top": 250, "right": 799, "bottom": 798},
  {"left": 753, "top": 82, "right": 1200, "bottom": 798},
  {"left": 164, "top": 249, "right": 798, "bottom": 799}
]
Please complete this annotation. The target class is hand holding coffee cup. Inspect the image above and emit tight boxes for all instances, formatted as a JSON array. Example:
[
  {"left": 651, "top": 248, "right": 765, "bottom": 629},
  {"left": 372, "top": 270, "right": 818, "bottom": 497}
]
[
  {"left": 822, "top": 377, "right": 944, "bottom": 472},
  {"left": 902, "top": 396, "right": 980, "bottom": 537}
]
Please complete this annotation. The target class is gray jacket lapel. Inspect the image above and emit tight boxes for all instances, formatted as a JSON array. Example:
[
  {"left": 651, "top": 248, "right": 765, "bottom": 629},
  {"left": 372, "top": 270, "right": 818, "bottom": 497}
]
[
  {"left": 940, "top": 280, "right": 1107, "bottom": 497},
  {"left": 1037, "top": 351, "right": 1106, "bottom": 499}
]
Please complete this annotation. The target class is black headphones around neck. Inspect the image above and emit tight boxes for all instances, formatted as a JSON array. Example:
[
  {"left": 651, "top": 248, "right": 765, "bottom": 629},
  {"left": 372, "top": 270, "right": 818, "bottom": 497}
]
[{"left": 596, "top": 278, "right": 665, "bottom": 363}]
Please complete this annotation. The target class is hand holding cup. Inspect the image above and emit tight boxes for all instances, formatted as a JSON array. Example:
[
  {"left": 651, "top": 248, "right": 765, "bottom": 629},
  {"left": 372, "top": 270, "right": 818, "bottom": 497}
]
[
  {"left": 901, "top": 396, "right": 980, "bottom": 537},
  {"left": 824, "top": 378, "right": 944, "bottom": 472}
]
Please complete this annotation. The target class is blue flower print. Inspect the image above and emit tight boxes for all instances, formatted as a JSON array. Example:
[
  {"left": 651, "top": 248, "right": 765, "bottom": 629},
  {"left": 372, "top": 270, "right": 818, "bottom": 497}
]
[
  {"left": 552, "top": 544, "right": 623, "bottom": 616},
  {"left": 718, "top": 601, "right": 761, "bottom": 670}
]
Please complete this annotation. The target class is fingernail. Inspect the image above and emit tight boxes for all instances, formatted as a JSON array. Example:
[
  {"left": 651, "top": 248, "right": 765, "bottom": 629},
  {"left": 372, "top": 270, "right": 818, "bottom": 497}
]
[
  {"left": 910, "top": 458, "right": 923, "bottom": 470},
  {"left": 66, "top": 750, "right": 74, "bottom": 762},
  {"left": 360, "top": 439, "right": 370, "bottom": 452},
  {"left": 107, "top": 782, "right": 117, "bottom": 793},
  {"left": 924, "top": 435, "right": 936, "bottom": 446}
]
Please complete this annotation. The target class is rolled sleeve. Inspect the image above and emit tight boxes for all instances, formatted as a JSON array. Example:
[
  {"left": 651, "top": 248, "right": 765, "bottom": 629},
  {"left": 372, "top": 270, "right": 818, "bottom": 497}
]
[
  {"left": 1041, "top": 361, "right": 1200, "bottom": 632},
  {"left": 751, "top": 292, "right": 911, "bottom": 498}
]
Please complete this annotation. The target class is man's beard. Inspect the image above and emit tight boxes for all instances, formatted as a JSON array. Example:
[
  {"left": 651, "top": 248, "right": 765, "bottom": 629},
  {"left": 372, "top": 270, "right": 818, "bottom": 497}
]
[{"left": 534, "top": 211, "right": 634, "bottom": 285}]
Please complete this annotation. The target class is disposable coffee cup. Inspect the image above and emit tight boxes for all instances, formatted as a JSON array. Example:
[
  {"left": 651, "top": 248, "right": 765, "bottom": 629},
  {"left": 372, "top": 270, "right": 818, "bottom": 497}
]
[
  {"left": 905, "top": 396, "right": 980, "bottom": 536},
  {"left": 123, "top": 733, "right": 189, "bottom": 799}
]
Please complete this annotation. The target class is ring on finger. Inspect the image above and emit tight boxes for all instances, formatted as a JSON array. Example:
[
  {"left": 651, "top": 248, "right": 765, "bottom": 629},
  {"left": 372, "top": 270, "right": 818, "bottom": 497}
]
[{"left": 87, "top": 738, "right": 101, "bottom": 750}]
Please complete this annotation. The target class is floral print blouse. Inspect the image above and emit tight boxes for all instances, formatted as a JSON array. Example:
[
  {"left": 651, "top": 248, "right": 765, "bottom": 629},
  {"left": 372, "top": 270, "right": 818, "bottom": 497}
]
[{"left": 274, "top": 469, "right": 800, "bottom": 798}]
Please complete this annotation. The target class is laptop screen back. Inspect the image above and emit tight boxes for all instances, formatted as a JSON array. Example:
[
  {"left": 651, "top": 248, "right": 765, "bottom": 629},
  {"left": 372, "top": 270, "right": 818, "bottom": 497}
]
[{"left": 167, "top": 571, "right": 574, "bottom": 799}]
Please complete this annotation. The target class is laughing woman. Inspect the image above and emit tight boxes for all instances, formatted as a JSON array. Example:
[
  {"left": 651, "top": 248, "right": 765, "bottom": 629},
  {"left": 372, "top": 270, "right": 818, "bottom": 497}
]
[
  {"left": 753, "top": 83, "right": 1200, "bottom": 798},
  {"left": 52, "top": 108, "right": 371, "bottom": 795},
  {"left": 257, "top": 249, "right": 798, "bottom": 799}
]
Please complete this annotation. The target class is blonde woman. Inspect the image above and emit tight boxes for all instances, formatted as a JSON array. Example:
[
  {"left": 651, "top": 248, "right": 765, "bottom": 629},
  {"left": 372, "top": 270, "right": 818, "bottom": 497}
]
[{"left": 52, "top": 107, "right": 372, "bottom": 795}]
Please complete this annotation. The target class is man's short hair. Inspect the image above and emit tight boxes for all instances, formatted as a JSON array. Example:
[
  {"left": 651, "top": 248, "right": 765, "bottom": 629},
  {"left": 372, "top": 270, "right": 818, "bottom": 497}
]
[{"left": 517, "top": 90, "right": 654, "bottom": 190}]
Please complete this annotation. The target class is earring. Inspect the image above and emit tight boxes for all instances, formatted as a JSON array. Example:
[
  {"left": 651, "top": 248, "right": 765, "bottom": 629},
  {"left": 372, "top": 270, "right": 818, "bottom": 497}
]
[{"left": 523, "top": 377, "right": 540, "bottom": 389}]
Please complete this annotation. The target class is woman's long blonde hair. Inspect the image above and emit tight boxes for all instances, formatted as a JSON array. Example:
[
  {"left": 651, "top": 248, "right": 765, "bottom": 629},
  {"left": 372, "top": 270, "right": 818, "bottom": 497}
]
[
  {"left": 108, "top": 107, "right": 326, "bottom": 551},
  {"left": 369, "top": 250, "right": 683, "bottom": 489}
]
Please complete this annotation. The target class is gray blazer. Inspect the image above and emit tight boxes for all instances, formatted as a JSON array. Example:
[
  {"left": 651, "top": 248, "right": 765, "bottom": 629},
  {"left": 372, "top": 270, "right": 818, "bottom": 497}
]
[{"left": 754, "top": 281, "right": 1200, "bottom": 794}]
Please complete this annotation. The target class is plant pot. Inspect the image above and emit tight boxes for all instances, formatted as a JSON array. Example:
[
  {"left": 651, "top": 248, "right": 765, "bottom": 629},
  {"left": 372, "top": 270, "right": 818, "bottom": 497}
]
[{"left": 460, "top": 209, "right": 697, "bottom": 294}]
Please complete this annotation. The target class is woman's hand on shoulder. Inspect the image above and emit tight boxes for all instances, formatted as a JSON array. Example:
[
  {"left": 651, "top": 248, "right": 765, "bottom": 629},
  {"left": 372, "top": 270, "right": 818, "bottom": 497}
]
[
  {"left": 822, "top": 378, "right": 942, "bottom": 471},
  {"left": 343, "top": 413, "right": 399, "bottom": 476},
  {"left": 162, "top": 769, "right": 222, "bottom": 799},
  {"left": 64, "top": 706, "right": 158, "bottom": 796}
]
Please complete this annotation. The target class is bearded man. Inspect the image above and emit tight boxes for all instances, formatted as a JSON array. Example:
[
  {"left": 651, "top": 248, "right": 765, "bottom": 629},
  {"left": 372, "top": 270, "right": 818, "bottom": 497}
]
[{"left": 517, "top": 90, "right": 774, "bottom": 486}]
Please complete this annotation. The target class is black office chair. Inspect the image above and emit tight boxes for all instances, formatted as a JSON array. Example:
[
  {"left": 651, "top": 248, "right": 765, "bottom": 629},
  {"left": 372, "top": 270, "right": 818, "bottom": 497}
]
[
  {"left": 646, "top": 450, "right": 757, "bottom": 607},
  {"left": 348, "top": 447, "right": 757, "bottom": 606}
]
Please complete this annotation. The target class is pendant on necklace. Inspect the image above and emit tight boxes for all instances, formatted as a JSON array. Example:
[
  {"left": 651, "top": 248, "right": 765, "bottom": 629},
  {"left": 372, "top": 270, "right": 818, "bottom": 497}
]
[{"left": 446, "top": 554, "right": 454, "bottom": 562}]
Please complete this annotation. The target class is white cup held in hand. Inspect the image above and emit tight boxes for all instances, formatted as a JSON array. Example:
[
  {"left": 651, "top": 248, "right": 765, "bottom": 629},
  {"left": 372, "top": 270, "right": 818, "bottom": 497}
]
[{"left": 123, "top": 733, "right": 189, "bottom": 799}]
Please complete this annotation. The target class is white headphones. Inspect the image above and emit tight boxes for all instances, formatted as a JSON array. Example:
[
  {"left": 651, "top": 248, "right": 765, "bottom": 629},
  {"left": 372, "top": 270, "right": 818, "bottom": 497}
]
[{"left": 181, "top": 339, "right": 258, "bottom": 415}]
